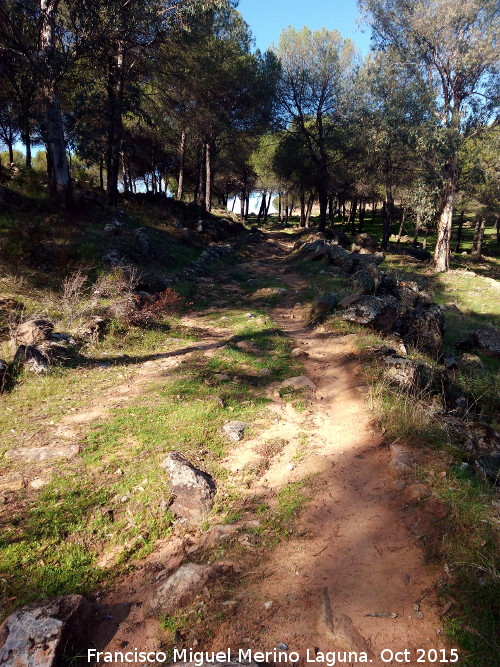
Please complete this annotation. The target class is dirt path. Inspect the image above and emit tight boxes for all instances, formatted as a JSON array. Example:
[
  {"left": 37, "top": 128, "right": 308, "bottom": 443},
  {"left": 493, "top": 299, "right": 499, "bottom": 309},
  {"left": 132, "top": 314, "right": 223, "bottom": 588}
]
[
  {"left": 205, "top": 234, "right": 445, "bottom": 665},
  {"left": 92, "top": 233, "right": 446, "bottom": 666}
]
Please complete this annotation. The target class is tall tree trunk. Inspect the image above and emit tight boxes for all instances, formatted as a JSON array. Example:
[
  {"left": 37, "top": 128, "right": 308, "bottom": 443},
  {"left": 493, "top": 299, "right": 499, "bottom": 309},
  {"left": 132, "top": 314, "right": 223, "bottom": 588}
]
[
  {"left": 299, "top": 184, "right": 306, "bottom": 228},
  {"left": 496, "top": 214, "right": 499, "bottom": 244},
  {"left": 381, "top": 186, "right": 393, "bottom": 250},
  {"left": 106, "top": 43, "right": 125, "bottom": 207},
  {"left": 454, "top": 209, "right": 465, "bottom": 252},
  {"left": 278, "top": 192, "right": 282, "bottom": 223},
  {"left": 176, "top": 130, "right": 186, "bottom": 201},
  {"left": 257, "top": 192, "right": 266, "bottom": 225},
  {"left": 396, "top": 207, "right": 405, "bottom": 244},
  {"left": 263, "top": 192, "right": 272, "bottom": 224},
  {"left": 305, "top": 191, "right": 315, "bottom": 227},
  {"left": 245, "top": 192, "right": 250, "bottom": 221},
  {"left": 204, "top": 140, "right": 212, "bottom": 214},
  {"left": 341, "top": 200, "right": 346, "bottom": 223},
  {"left": 328, "top": 195, "right": 334, "bottom": 223},
  {"left": 23, "top": 130, "right": 31, "bottom": 169},
  {"left": 413, "top": 212, "right": 421, "bottom": 247},
  {"left": 433, "top": 159, "right": 458, "bottom": 272},
  {"left": 371, "top": 198, "right": 376, "bottom": 222},
  {"left": 7, "top": 140, "right": 13, "bottom": 165},
  {"left": 349, "top": 198, "right": 358, "bottom": 234},
  {"left": 99, "top": 158, "right": 104, "bottom": 190},
  {"left": 317, "top": 178, "right": 328, "bottom": 231},
  {"left": 358, "top": 201, "right": 366, "bottom": 233},
  {"left": 472, "top": 215, "right": 486, "bottom": 259}
]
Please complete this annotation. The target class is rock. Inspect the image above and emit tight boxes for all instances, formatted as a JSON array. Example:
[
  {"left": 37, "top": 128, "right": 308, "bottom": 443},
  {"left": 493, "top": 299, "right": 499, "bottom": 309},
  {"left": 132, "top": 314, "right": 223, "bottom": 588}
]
[
  {"left": 0, "top": 595, "right": 91, "bottom": 667},
  {"left": 77, "top": 316, "right": 108, "bottom": 342},
  {"left": 149, "top": 563, "right": 229, "bottom": 616},
  {"left": 326, "top": 244, "right": 355, "bottom": 273},
  {"left": 4, "top": 446, "right": 81, "bottom": 462},
  {"left": 459, "top": 353, "right": 488, "bottom": 377},
  {"left": 390, "top": 443, "right": 412, "bottom": 475},
  {"left": 30, "top": 478, "right": 49, "bottom": 490},
  {"left": 353, "top": 233, "right": 378, "bottom": 252},
  {"left": 352, "top": 251, "right": 385, "bottom": 268},
  {"left": 102, "top": 249, "right": 127, "bottom": 268},
  {"left": 13, "top": 338, "right": 75, "bottom": 374},
  {"left": 351, "top": 264, "right": 382, "bottom": 295},
  {"left": 403, "top": 484, "right": 430, "bottom": 503},
  {"left": 382, "top": 355, "right": 448, "bottom": 396},
  {"left": 291, "top": 348, "right": 309, "bottom": 358},
  {"left": 14, "top": 318, "right": 54, "bottom": 346},
  {"left": 280, "top": 375, "right": 317, "bottom": 391},
  {"left": 337, "top": 293, "right": 363, "bottom": 309},
  {"left": 325, "top": 230, "right": 352, "bottom": 248},
  {"left": 161, "top": 452, "right": 216, "bottom": 523},
  {"left": 317, "top": 588, "right": 372, "bottom": 656},
  {"left": 400, "top": 246, "right": 431, "bottom": 261},
  {"left": 423, "top": 497, "right": 449, "bottom": 520},
  {"left": 213, "top": 373, "right": 231, "bottom": 382},
  {"left": 468, "top": 327, "right": 500, "bottom": 359},
  {"left": 341, "top": 295, "right": 401, "bottom": 333},
  {"left": 223, "top": 421, "right": 248, "bottom": 442},
  {"left": 402, "top": 304, "right": 445, "bottom": 359},
  {"left": 309, "top": 292, "right": 338, "bottom": 324},
  {"left": 134, "top": 227, "right": 150, "bottom": 254},
  {"left": 443, "top": 352, "right": 459, "bottom": 370}
]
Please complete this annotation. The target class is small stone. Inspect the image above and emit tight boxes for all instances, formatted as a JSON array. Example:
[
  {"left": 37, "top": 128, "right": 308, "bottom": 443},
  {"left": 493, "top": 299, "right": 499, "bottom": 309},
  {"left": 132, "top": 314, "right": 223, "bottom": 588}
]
[
  {"left": 403, "top": 484, "right": 430, "bottom": 503},
  {"left": 279, "top": 376, "right": 317, "bottom": 391},
  {"left": 30, "top": 478, "right": 49, "bottom": 490},
  {"left": 291, "top": 348, "right": 308, "bottom": 358},
  {"left": 264, "top": 601, "right": 274, "bottom": 610},
  {"left": 223, "top": 421, "right": 248, "bottom": 442},
  {"left": 423, "top": 497, "right": 448, "bottom": 519}
]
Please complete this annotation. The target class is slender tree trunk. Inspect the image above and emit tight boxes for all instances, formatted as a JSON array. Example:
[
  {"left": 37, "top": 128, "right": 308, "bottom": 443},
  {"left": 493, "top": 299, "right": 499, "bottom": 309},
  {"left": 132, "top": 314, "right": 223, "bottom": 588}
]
[
  {"left": 263, "top": 192, "right": 272, "bottom": 224},
  {"left": 496, "top": 215, "right": 499, "bottom": 244},
  {"left": 245, "top": 193, "right": 250, "bottom": 221},
  {"left": 278, "top": 192, "right": 282, "bottom": 223},
  {"left": 39, "top": 0, "right": 72, "bottom": 204},
  {"left": 349, "top": 198, "right": 358, "bottom": 234},
  {"left": 358, "top": 201, "right": 366, "bottom": 233},
  {"left": 106, "top": 43, "right": 126, "bottom": 207},
  {"left": 7, "top": 140, "right": 13, "bottom": 164},
  {"left": 328, "top": 195, "right": 334, "bottom": 223},
  {"left": 23, "top": 130, "right": 31, "bottom": 168},
  {"left": 257, "top": 192, "right": 266, "bottom": 224},
  {"left": 396, "top": 207, "right": 405, "bottom": 244},
  {"left": 317, "top": 178, "right": 328, "bottom": 231},
  {"left": 299, "top": 184, "right": 306, "bottom": 228},
  {"left": 341, "top": 200, "right": 346, "bottom": 223},
  {"left": 99, "top": 158, "right": 104, "bottom": 190},
  {"left": 371, "top": 198, "right": 376, "bottom": 222},
  {"left": 305, "top": 191, "right": 315, "bottom": 227},
  {"left": 204, "top": 140, "right": 212, "bottom": 214},
  {"left": 433, "top": 159, "right": 458, "bottom": 272},
  {"left": 231, "top": 196, "right": 236, "bottom": 212},
  {"left": 176, "top": 130, "right": 186, "bottom": 201},
  {"left": 381, "top": 186, "right": 393, "bottom": 250},
  {"left": 472, "top": 216, "right": 486, "bottom": 259},
  {"left": 454, "top": 209, "right": 465, "bottom": 252},
  {"left": 413, "top": 212, "right": 421, "bottom": 247}
]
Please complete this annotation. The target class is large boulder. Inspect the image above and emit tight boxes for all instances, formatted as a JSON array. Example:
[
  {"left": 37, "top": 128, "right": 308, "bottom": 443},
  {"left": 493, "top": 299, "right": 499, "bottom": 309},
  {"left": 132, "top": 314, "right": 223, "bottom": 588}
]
[
  {"left": 326, "top": 244, "right": 355, "bottom": 273},
  {"left": 162, "top": 452, "right": 216, "bottom": 523},
  {"left": 309, "top": 292, "right": 338, "bottom": 323},
  {"left": 351, "top": 264, "right": 382, "bottom": 295},
  {"left": 353, "top": 233, "right": 378, "bottom": 253},
  {"left": 382, "top": 354, "right": 449, "bottom": 396},
  {"left": 402, "top": 304, "right": 445, "bottom": 359},
  {"left": 0, "top": 595, "right": 91, "bottom": 667},
  {"left": 324, "top": 229, "right": 352, "bottom": 249},
  {"left": 341, "top": 295, "right": 401, "bottom": 333},
  {"left": 14, "top": 318, "right": 54, "bottom": 346},
  {"left": 468, "top": 327, "right": 500, "bottom": 359}
]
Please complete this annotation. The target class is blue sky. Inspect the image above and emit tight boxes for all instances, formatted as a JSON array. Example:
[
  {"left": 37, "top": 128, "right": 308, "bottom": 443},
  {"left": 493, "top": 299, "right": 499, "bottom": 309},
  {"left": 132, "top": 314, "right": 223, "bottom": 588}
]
[{"left": 237, "top": 0, "right": 371, "bottom": 56}]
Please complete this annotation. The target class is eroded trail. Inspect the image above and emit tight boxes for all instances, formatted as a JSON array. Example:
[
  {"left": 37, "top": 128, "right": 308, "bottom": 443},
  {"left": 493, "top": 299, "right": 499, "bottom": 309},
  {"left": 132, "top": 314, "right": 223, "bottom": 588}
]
[
  {"left": 206, "top": 234, "right": 445, "bottom": 665},
  {"left": 90, "top": 232, "right": 445, "bottom": 666}
]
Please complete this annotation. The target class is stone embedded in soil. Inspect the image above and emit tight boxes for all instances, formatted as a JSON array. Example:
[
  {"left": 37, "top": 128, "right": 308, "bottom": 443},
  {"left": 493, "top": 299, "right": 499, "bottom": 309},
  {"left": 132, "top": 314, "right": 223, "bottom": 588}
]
[
  {"left": 389, "top": 443, "right": 413, "bottom": 476},
  {"left": 149, "top": 563, "right": 229, "bottom": 616},
  {"left": 468, "top": 326, "right": 500, "bottom": 359},
  {"left": 4, "top": 445, "right": 81, "bottom": 462},
  {"left": 403, "top": 483, "right": 430, "bottom": 503},
  {"left": 279, "top": 375, "right": 317, "bottom": 391},
  {"left": 309, "top": 292, "right": 338, "bottom": 324},
  {"left": 223, "top": 421, "right": 248, "bottom": 442},
  {"left": 161, "top": 452, "right": 216, "bottom": 523},
  {"left": 317, "top": 588, "right": 372, "bottom": 656},
  {"left": 423, "top": 496, "right": 449, "bottom": 519},
  {"left": 0, "top": 594, "right": 91, "bottom": 667},
  {"left": 291, "top": 347, "right": 309, "bottom": 358}
]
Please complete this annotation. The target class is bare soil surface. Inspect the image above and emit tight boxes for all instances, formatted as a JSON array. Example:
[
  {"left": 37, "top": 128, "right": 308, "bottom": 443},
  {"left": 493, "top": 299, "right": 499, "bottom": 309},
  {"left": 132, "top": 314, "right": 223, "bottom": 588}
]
[{"left": 90, "top": 233, "right": 448, "bottom": 666}]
